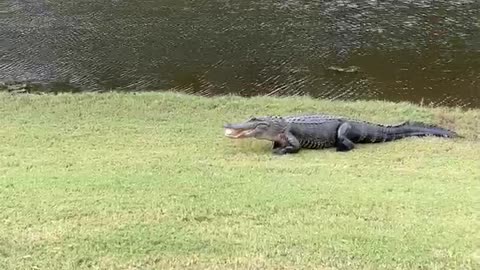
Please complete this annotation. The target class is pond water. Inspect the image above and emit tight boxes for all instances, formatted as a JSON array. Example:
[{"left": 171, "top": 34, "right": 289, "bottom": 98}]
[{"left": 1, "top": 0, "right": 480, "bottom": 108}]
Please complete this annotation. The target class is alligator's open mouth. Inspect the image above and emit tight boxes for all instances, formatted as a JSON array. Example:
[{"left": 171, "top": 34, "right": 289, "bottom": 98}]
[{"left": 224, "top": 128, "right": 255, "bottom": 138}]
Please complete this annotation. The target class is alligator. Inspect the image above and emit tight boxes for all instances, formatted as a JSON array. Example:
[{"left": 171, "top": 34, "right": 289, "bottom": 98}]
[{"left": 223, "top": 114, "right": 459, "bottom": 155}]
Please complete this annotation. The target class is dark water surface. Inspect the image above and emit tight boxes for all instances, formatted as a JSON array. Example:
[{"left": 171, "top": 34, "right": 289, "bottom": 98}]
[{"left": 1, "top": 0, "right": 480, "bottom": 108}]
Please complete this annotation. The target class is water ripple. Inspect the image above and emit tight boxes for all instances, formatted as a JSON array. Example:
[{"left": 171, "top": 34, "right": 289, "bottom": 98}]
[{"left": 1, "top": 0, "right": 480, "bottom": 108}]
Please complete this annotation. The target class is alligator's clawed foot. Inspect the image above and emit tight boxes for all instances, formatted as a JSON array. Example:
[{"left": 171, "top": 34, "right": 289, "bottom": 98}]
[
  {"left": 272, "top": 148, "right": 288, "bottom": 155},
  {"left": 335, "top": 139, "right": 355, "bottom": 152},
  {"left": 272, "top": 146, "right": 300, "bottom": 155}
]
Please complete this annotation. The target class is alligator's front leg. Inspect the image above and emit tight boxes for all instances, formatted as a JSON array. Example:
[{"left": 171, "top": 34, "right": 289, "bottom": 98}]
[
  {"left": 272, "top": 132, "right": 301, "bottom": 155},
  {"left": 272, "top": 141, "right": 282, "bottom": 150}
]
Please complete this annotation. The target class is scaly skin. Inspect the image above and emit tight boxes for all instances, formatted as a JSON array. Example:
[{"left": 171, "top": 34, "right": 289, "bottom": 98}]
[{"left": 223, "top": 115, "right": 459, "bottom": 155}]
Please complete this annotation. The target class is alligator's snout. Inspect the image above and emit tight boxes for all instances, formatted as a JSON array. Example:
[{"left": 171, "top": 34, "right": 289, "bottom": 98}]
[
  {"left": 223, "top": 122, "right": 256, "bottom": 138},
  {"left": 223, "top": 123, "right": 247, "bottom": 129}
]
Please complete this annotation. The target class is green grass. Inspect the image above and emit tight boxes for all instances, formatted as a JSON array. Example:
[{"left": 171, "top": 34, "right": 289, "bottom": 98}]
[{"left": 0, "top": 92, "right": 479, "bottom": 270}]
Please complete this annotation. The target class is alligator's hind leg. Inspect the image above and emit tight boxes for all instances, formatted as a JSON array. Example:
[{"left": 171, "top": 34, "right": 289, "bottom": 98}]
[{"left": 336, "top": 122, "right": 356, "bottom": 152}]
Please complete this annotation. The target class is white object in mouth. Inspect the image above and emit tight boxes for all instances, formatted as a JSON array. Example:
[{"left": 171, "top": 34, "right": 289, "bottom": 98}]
[
  {"left": 224, "top": 128, "right": 235, "bottom": 136},
  {"left": 224, "top": 128, "right": 254, "bottom": 138}
]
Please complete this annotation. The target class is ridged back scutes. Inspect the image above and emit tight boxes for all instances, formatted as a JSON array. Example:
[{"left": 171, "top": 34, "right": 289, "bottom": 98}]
[
  {"left": 252, "top": 114, "right": 343, "bottom": 124},
  {"left": 351, "top": 119, "right": 450, "bottom": 130},
  {"left": 279, "top": 114, "right": 406, "bottom": 128},
  {"left": 406, "top": 121, "right": 443, "bottom": 129},
  {"left": 259, "top": 114, "right": 426, "bottom": 129},
  {"left": 350, "top": 120, "right": 409, "bottom": 128},
  {"left": 283, "top": 114, "right": 346, "bottom": 125}
]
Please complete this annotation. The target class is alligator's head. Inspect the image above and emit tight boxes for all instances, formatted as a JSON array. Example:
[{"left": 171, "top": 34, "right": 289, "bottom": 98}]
[{"left": 223, "top": 116, "right": 286, "bottom": 141}]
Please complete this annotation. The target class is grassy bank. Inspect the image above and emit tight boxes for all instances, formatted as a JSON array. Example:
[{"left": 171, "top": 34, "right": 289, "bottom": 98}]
[{"left": 0, "top": 92, "right": 479, "bottom": 269}]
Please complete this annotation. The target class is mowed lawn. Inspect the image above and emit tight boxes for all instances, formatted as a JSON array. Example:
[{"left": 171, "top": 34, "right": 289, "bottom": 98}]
[{"left": 0, "top": 92, "right": 479, "bottom": 269}]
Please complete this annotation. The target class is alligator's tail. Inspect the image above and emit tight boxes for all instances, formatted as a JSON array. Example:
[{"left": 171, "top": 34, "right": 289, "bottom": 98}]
[
  {"left": 357, "top": 122, "right": 461, "bottom": 143},
  {"left": 373, "top": 121, "right": 461, "bottom": 142}
]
